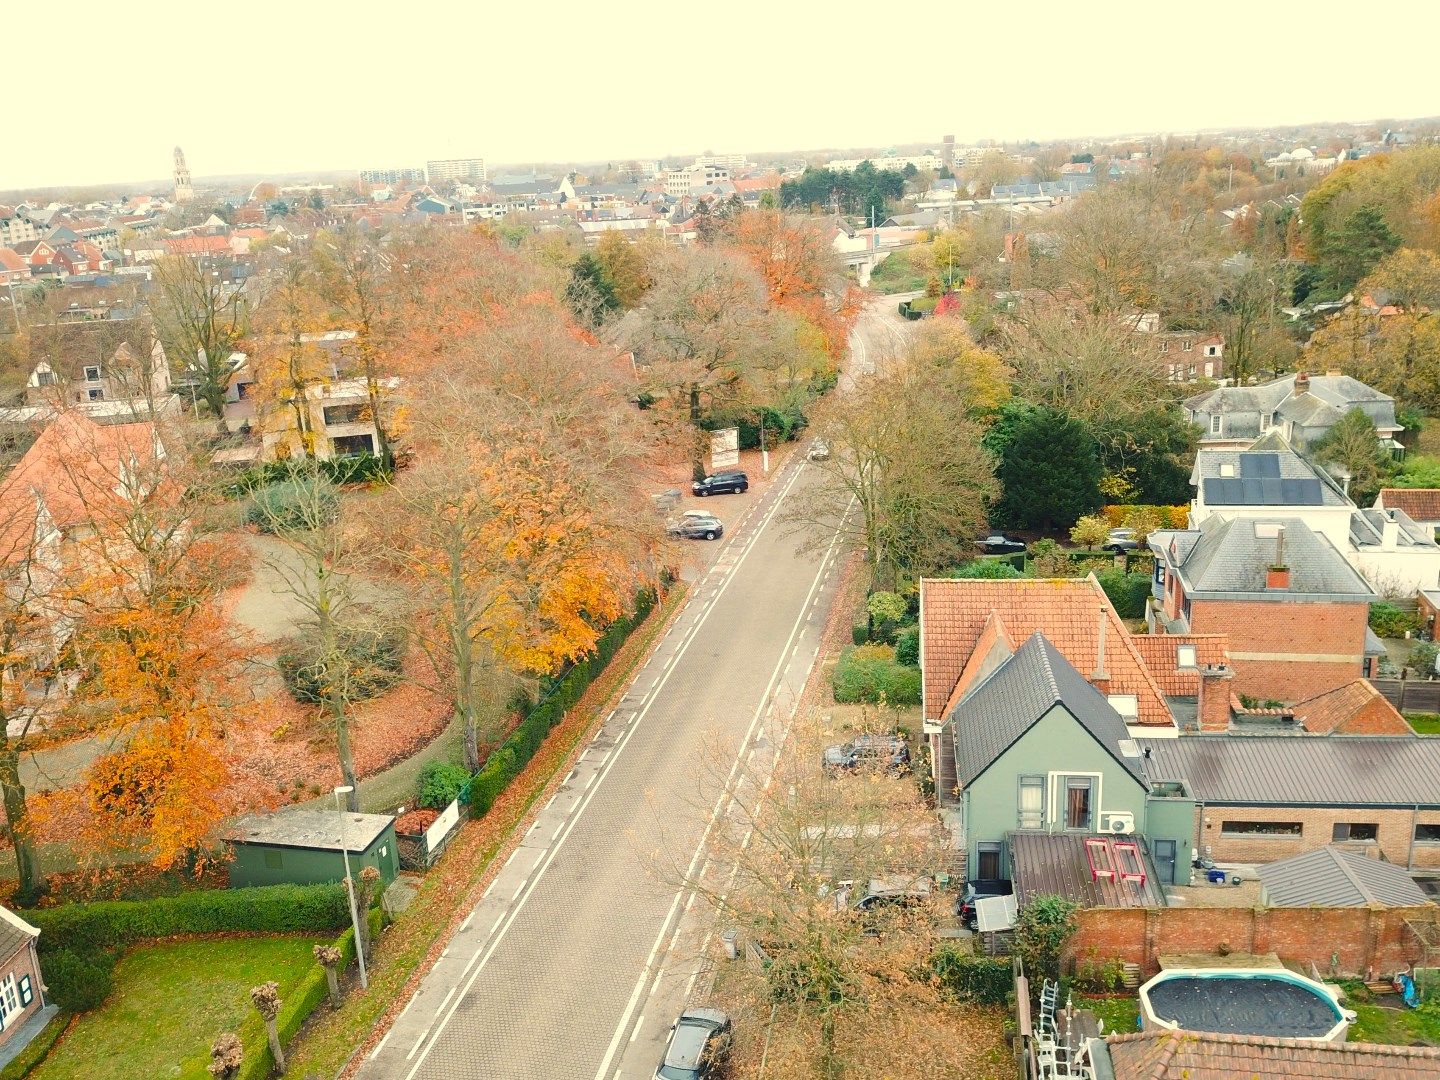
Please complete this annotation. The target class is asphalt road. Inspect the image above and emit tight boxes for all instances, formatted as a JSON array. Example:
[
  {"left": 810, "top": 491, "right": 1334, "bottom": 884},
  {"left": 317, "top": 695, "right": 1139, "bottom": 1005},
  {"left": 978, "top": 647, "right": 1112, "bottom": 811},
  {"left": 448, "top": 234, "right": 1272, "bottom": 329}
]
[{"left": 358, "top": 454, "right": 845, "bottom": 1080}]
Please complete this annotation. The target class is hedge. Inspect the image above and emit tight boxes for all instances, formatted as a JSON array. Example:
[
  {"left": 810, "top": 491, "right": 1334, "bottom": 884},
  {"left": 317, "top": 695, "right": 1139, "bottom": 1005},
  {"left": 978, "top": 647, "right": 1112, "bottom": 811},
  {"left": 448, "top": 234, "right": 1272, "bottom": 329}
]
[
  {"left": 468, "top": 589, "right": 658, "bottom": 818},
  {"left": 1370, "top": 602, "right": 1425, "bottom": 639},
  {"left": 32, "top": 884, "right": 351, "bottom": 956},
  {"left": 244, "top": 477, "right": 340, "bottom": 534},
  {"left": 831, "top": 645, "right": 923, "bottom": 706},
  {"left": 235, "top": 907, "right": 382, "bottom": 1080},
  {"left": 932, "top": 946, "right": 1011, "bottom": 1005},
  {"left": 418, "top": 760, "right": 471, "bottom": 810},
  {"left": 894, "top": 626, "right": 920, "bottom": 667},
  {"left": 220, "top": 454, "right": 390, "bottom": 499},
  {"left": 1095, "top": 568, "right": 1152, "bottom": 620},
  {"left": 1100, "top": 504, "right": 1189, "bottom": 530}
]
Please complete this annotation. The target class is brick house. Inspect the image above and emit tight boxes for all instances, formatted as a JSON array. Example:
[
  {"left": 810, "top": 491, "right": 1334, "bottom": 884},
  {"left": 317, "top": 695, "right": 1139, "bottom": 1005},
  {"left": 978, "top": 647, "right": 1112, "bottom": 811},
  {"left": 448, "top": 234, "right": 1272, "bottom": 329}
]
[
  {"left": 1143, "top": 734, "right": 1440, "bottom": 868},
  {"left": 1150, "top": 331, "right": 1225, "bottom": 383},
  {"left": 1376, "top": 488, "right": 1440, "bottom": 537},
  {"left": 0, "top": 906, "right": 45, "bottom": 1055},
  {"left": 1150, "top": 516, "right": 1381, "bottom": 701}
]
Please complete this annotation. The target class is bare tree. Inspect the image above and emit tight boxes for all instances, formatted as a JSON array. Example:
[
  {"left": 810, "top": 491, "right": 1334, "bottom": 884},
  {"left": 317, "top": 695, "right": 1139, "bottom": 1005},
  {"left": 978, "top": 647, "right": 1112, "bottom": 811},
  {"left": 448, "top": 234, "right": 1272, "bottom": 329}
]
[
  {"left": 313, "top": 944, "right": 342, "bottom": 1008},
  {"left": 148, "top": 255, "right": 246, "bottom": 428},
  {"left": 249, "top": 982, "right": 284, "bottom": 1072}
]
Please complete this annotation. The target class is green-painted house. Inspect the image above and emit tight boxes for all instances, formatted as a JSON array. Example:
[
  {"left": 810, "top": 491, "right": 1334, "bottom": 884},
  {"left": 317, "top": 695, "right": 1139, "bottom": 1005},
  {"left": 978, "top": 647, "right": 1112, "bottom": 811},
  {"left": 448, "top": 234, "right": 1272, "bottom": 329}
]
[
  {"left": 227, "top": 810, "right": 400, "bottom": 889},
  {"left": 945, "top": 632, "right": 1196, "bottom": 896}
]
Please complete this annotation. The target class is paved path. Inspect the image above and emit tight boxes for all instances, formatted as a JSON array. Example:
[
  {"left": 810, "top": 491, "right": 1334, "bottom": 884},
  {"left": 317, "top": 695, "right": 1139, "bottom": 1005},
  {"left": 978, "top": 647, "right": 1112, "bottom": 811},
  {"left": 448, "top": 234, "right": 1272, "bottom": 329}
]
[{"left": 358, "top": 455, "right": 844, "bottom": 1080}]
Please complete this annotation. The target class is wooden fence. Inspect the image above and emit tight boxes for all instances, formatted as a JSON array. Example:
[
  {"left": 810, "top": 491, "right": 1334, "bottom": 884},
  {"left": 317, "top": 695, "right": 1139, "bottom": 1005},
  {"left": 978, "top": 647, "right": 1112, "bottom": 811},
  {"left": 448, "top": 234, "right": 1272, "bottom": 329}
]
[{"left": 1373, "top": 678, "right": 1440, "bottom": 715}]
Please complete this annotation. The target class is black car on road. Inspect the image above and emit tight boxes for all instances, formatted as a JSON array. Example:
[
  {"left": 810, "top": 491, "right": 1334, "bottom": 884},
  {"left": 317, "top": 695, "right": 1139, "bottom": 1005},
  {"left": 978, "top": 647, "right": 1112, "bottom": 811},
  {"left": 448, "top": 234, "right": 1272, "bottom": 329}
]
[
  {"left": 656, "top": 1008, "right": 731, "bottom": 1080},
  {"left": 692, "top": 471, "right": 748, "bottom": 496}
]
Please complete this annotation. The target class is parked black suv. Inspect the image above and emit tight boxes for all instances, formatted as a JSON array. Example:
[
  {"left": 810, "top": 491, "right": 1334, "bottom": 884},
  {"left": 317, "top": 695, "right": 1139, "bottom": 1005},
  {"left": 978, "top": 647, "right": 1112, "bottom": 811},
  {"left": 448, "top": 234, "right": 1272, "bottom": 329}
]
[
  {"left": 822, "top": 733, "right": 910, "bottom": 774},
  {"left": 692, "top": 471, "right": 748, "bottom": 496},
  {"left": 955, "top": 878, "right": 1014, "bottom": 931}
]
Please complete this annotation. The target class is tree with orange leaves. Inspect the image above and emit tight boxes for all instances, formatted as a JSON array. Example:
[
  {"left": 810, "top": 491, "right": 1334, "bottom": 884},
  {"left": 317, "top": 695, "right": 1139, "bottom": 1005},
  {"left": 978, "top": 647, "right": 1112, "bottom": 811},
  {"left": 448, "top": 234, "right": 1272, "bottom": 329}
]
[{"left": 246, "top": 250, "right": 334, "bottom": 459}]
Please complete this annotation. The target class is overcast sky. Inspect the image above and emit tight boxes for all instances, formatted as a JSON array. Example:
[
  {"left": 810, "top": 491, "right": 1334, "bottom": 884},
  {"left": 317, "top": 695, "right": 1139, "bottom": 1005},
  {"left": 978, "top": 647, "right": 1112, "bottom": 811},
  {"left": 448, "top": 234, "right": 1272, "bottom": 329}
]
[{"left": 9, "top": 0, "right": 1439, "bottom": 191}]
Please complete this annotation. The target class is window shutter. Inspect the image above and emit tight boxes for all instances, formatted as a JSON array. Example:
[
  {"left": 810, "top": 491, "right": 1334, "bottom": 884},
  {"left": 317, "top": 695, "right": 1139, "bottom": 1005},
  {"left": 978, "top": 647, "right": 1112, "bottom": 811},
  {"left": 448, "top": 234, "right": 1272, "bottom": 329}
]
[{"left": 18, "top": 975, "right": 31, "bottom": 1006}]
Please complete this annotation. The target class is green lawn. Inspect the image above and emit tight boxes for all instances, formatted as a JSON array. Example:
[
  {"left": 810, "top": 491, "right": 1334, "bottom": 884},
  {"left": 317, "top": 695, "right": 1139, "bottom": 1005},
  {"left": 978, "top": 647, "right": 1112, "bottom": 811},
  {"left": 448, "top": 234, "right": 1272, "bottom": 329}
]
[
  {"left": 1349, "top": 1001, "right": 1440, "bottom": 1045},
  {"left": 1407, "top": 712, "right": 1440, "bottom": 735},
  {"left": 33, "top": 936, "right": 322, "bottom": 1080},
  {"left": 1074, "top": 992, "right": 1139, "bottom": 1036},
  {"left": 868, "top": 248, "right": 930, "bottom": 294}
]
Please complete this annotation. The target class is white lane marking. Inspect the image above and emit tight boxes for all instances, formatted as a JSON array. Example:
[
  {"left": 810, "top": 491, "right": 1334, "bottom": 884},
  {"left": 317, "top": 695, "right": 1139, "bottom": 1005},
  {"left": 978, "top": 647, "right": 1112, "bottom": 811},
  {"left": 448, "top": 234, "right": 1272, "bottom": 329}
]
[
  {"left": 592, "top": 511, "right": 846, "bottom": 1080},
  {"left": 398, "top": 459, "right": 810, "bottom": 1078}
]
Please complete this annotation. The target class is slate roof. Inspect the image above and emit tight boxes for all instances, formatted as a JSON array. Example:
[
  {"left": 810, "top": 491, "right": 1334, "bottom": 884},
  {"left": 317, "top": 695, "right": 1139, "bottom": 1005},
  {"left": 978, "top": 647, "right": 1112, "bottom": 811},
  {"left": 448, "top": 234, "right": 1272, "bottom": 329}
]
[
  {"left": 0, "top": 907, "right": 39, "bottom": 966},
  {"left": 228, "top": 809, "right": 394, "bottom": 853},
  {"left": 1141, "top": 735, "right": 1440, "bottom": 807},
  {"left": 919, "top": 578, "right": 1172, "bottom": 726},
  {"left": 1169, "top": 516, "right": 1374, "bottom": 599},
  {"left": 1379, "top": 488, "right": 1440, "bottom": 523},
  {"left": 1257, "top": 845, "right": 1429, "bottom": 908},
  {"left": 1102, "top": 1028, "right": 1440, "bottom": 1080},
  {"left": 947, "top": 632, "right": 1148, "bottom": 788}
]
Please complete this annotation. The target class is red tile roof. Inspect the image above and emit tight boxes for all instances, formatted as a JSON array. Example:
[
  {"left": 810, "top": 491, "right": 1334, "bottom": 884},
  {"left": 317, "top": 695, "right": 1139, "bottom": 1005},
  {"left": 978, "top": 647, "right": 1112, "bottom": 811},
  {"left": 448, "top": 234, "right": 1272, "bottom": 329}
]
[
  {"left": 163, "top": 235, "right": 231, "bottom": 256},
  {"left": 0, "top": 248, "right": 26, "bottom": 273},
  {"left": 1290, "top": 678, "right": 1410, "bottom": 734},
  {"left": 919, "top": 577, "right": 1173, "bottom": 727},
  {"left": 1105, "top": 1028, "right": 1440, "bottom": 1079},
  {"left": 1129, "top": 634, "right": 1230, "bottom": 696},
  {"left": 1379, "top": 488, "right": 1440, "bottom": 523}
]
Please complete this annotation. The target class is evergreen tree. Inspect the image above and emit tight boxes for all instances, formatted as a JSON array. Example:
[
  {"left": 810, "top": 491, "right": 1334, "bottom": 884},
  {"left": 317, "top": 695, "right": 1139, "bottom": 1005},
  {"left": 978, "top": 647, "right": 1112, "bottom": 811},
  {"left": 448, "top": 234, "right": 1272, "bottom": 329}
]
[{"left": 988, "top": 406, "right": 1102, "bottom": 531}]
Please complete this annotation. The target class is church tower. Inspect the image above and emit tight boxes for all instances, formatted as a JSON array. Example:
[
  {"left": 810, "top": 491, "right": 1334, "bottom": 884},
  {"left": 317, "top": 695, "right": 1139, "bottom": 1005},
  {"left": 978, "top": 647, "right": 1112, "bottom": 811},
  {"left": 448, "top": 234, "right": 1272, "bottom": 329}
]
[{"left": 173, "top": 146, "right": 195, "bottom": 203}]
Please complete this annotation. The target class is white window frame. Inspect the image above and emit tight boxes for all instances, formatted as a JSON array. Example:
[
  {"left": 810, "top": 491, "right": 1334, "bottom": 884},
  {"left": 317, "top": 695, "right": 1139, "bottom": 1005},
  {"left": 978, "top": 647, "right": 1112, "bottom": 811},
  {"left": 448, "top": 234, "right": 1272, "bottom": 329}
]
[
  {"left": 1210, "top": 414, "right": 1222, "bottom": 435},
  {"left": 1177, "top": 644, "right": 1197, "bottom": 668},
  {"left": 1049, "top": 771, "right": 1102, "bottom": 832},
  {"left": 1260, "top": 413, "right": 1271, "bottom": 431},
  {"left": 83, "top": 365, "right": 102, "bottom": 382},
  {"left": 1182, "top": 339, "right": 1194, "bottom": 352},
  {"left": 0, "top": 973, "right": 18, "bottom": 1024}
]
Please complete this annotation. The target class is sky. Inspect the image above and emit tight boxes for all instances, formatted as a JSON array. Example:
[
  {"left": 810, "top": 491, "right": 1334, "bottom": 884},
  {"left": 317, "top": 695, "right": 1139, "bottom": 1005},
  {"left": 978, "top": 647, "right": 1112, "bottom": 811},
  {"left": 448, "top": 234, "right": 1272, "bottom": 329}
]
[{"left": 8, "top": 0, "right": 1440, "bottom": 192}]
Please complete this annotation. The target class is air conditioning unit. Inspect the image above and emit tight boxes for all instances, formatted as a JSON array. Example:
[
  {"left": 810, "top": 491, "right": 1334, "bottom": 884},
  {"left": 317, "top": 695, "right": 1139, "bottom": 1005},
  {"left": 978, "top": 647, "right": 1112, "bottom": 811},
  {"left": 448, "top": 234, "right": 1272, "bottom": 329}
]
[{"left": 1103, "top": 812, "right": 1136, "bottom": 835}]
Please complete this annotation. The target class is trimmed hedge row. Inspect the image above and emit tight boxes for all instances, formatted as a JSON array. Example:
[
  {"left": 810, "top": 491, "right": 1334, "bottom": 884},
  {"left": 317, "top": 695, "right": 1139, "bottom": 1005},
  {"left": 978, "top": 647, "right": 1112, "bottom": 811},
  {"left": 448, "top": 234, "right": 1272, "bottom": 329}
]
[
  {"left": 932, "top": 946, "right": 1011, "bottom": 1005},
  {"left": 220, "top": 454, "right": 391, "bottom": 499},
  {"left": 31, "top": 883, "right": 352, "bottom": 957},
  {"left": 469, "top": 589, "right": 658, "bottom": 817},
  {"left": 236, "top": 907, "right": 382, "bottom": 1080}
]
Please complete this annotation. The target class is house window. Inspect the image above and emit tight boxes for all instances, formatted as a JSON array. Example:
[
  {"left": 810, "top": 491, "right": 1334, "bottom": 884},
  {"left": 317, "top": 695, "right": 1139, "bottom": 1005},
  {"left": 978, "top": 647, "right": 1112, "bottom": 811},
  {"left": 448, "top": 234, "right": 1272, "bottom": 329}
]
[
  {"left": 1221, "top": 820, "right": 1302, "bottom": 837},
  {"left": 1018, "top": 775, "right": 1045, "bottom": 829},
  {"left": 1182, "top": 339, "right": 1194, "bottom": 352},
  {"left": 1210, "top": 415, "right": 1222, "bottom": 435},
  {"left": 0, "top": 974, "right": 17, "bottom": 1024},
  {"left": 36, "top": 371, "right": 55, "bottom": 387},
  {"left": 263, "top": 849, "right": 283, "bottom": 870},
  {"left": 1188, "top": 364, "right": 1196, "bottom": 376},
  {"left": 1332, "top": 822, "right": 1378, "bottom": 842},
  {"left": 83, "top": 365, "right": 101, "bottom": 381},
  {"left": 1159, "top": 340, "right": 1169, "bottom": 353},
  {"left": 1177, "top": 644, "right": 1197, "bottom": 668},
  {"left": 1154, "top": 563, "right": 1166, "bottom": 587},
  {"left": 977, "top": 842, "right": 1002, "bottom": 880},
  {"left": 323, "top": 403, "right": 367, "bottom": 427},
  {"left": 1064, "top": 776, "right": 1094, "bottom": 831},
  {"left": 1415, "top": 823, "right": 1440, "bottom": 843},
  {"left": 1260, "top": 413, "right": 1271, "bottom": 431},
  {"left": 1206, "top": 345, "right": 1219, "bottom": 357},
  {"left": 87, "top": 388, "right": 104, "bottom": 401}
]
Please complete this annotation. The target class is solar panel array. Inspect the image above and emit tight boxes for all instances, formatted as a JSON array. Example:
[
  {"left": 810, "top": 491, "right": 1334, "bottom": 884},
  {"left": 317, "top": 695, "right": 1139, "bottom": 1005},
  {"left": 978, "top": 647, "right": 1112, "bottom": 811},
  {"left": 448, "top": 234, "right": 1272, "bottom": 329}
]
[{"left": 1202, "top": 477, "right": 1324, "bottom": 505}]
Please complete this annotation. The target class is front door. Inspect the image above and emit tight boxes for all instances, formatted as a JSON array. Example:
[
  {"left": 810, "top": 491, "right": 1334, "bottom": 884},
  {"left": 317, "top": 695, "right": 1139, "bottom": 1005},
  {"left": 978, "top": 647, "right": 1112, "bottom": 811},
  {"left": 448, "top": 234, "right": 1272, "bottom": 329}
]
[
  {"left": 1153, "top": 839, "right": 1178, "bottom": 885},
  {"left": 977, "top": 843, "right": 1002, "bottom": 880}
]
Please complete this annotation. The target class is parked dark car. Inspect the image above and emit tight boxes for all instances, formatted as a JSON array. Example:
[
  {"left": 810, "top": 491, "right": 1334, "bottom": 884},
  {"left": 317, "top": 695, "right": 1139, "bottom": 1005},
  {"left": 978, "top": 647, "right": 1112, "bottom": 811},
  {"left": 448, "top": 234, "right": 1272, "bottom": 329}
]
[
  {"left": 692, "top": 471, "right": 748, "bottom": 496},
  {"left": 822, "top": 733, "right": 910, "bottom": 774},
  {"left": 1102, "top": 528, "right": 1139, "bottom": 553},
  {"left": 955, "top": 878, "right": 1014, "bottom": 931},
  {"left": 667, "top": 512, "right": 724, "bottom": 541},
  {"left": 656, "top": 1008, "right": 732, "bottom": 1080},
  {"left": 976, "top": 534, "right": 1026, "bottom": 555}
]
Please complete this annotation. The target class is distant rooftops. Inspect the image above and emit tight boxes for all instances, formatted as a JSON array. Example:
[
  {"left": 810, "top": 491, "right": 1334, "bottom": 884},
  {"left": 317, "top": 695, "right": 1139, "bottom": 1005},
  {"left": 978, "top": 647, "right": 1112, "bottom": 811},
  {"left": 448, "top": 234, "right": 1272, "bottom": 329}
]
[{"left": 1162, "top": 516, "right": 1374, "bottom": 600}]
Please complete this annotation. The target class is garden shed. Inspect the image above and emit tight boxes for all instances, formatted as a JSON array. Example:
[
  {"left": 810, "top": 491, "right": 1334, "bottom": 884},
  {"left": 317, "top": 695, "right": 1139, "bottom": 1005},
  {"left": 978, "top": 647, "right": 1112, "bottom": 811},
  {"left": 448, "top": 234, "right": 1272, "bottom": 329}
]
[
  {"left": 1258, "top": 844, "right": 1429, "bottom": 908},
  {"left": 227, "top": 810, "right": 399, "bottom": 889}
]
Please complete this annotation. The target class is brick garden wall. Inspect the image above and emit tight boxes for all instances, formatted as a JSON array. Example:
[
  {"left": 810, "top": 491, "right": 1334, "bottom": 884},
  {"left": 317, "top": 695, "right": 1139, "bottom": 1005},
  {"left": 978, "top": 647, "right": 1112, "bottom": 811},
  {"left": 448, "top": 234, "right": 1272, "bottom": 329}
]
[{"left": 1069, "top": 904, "right": 1440, "bottom": 978}]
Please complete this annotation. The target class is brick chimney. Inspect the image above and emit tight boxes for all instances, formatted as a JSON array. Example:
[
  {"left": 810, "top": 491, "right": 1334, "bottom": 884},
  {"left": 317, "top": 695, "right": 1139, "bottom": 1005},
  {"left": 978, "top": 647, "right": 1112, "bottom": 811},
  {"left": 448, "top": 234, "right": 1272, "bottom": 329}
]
[
  {"left": 1265, "top": 526, "right": 1289, "bottom": 590},
  {"left": 1294, "top": 370, "right": 1310, "bottom": 395},
  {"left": 1197, "top": 664, "right": 1235, "bottom": 731}
]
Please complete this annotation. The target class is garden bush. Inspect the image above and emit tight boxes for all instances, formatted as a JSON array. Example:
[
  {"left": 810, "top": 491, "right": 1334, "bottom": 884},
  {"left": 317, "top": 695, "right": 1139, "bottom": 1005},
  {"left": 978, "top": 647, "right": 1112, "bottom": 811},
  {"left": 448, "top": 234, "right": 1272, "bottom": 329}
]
[
  {"left": 1371, "top": 602, "right": 1425, "bottom": 639},
  {"left": 894, "top": 626, "right": 920, "bottom": 667},
  {"left": 41, "top": 948, "right": 114, "bottom": 1013},
  {"left": 418, "top": 761, "right": 471, "bottom": 810},
  {"left": 950, "top": 558, "right": 1024, "bottom": 579},
  {"left": 466, "top": 589, "right": 659, "bottom": 819},
  {"left": 277, "top": 623, "right": 406, "bottom": 705},
  {"left": 221, "top": 454, "right": 390, "bottom": 499},
  {"left": 245, "top": 477, "right": 340, "bottom": 533},
  {"left": 932, "top": 946, "right": 1010, "bottom": 1005},
  {"left": 831, "top": 645, "right": 923, "bottom": 706},
  {"left": 1095, "top": 568, "right": 1151, "bottom": 620}
]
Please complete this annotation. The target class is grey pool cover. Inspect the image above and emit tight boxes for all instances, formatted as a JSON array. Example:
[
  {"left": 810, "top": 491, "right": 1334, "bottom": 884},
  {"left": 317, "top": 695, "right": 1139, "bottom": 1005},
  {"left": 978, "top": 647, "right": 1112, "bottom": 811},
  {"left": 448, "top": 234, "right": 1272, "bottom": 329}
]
[{"left": 1147, "top": 976, "right": 1339, "bottom": 1038}]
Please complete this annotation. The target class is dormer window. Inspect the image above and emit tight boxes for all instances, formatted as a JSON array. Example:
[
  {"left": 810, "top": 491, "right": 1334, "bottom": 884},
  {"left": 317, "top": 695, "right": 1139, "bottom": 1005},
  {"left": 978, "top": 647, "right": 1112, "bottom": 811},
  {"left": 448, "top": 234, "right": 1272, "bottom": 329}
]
[
  {"left": 1210, "top": 415, "right": 1222, "bottom": 435},
  {"left": 1260, "top": 413, "right": 1271, "bottom": 431},
  {"left": 1107, "top": 694, "right": 1139, "bottom": 722},
  {"left": 1177, "top": 644, "right": 1197, "bottom": 668},
  {"left": 83, "top": 365, "right": 101, "bottom": 382}
]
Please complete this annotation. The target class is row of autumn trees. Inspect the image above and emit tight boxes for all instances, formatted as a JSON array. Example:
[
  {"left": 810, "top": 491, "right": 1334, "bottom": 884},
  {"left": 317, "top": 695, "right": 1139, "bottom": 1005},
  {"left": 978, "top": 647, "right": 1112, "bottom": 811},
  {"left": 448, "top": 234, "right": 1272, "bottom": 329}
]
[{"left": 0, "top": 213, "right": 863, "bottom": 897}]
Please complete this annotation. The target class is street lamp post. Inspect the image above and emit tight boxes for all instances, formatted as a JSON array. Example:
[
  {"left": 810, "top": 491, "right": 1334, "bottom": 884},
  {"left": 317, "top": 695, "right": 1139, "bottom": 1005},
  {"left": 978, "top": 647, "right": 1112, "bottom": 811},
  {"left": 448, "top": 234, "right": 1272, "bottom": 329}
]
[{"left": 333, "top": 785, "right": 369, "bottom": 989}]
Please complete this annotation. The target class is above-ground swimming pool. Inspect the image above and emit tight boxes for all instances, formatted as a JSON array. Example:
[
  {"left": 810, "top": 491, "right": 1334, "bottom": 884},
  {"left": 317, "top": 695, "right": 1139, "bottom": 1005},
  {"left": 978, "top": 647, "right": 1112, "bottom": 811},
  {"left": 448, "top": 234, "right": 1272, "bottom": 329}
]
[{"left": 1137, "top": 968, "right": 1356, "bottom": 1043}]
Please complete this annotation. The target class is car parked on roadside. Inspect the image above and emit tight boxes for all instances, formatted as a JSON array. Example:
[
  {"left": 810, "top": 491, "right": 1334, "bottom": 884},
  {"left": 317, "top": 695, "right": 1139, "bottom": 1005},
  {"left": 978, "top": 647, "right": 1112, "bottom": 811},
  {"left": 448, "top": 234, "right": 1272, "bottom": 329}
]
[
  {"left": 692, "top": 470, "right": 748, "bottom": 496},
  {"left": 656, "top": 1008, "right": 732, "bottom": 1080},
  {"left": 822, "top": 733, "right": 910, "bottom": 775},
  {"left": 1102, "top": 528, "right": 1139, "bottom": 553},
  {"left": 807, "top": 438, "right": 830, "bottom": 461},
  {"left": 976, "top": 534, "right": 1026, "bottom": 555},
  {"left": 955, "top": 878, "right": 1013, "bottom": 931},
  {"left": 667, "top": 511, "right": 724, "bottom": 541}
]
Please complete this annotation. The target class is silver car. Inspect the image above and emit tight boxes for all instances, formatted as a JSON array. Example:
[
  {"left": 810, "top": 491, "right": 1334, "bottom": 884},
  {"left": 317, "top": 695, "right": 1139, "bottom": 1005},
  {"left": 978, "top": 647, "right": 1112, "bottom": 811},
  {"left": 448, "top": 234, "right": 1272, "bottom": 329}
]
[
  {"left": 667, "top": 511, "right": 723, "bottom": 541},
  {"left": 656, "top": 1008, "right": 731, "bottom": 1080}
]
